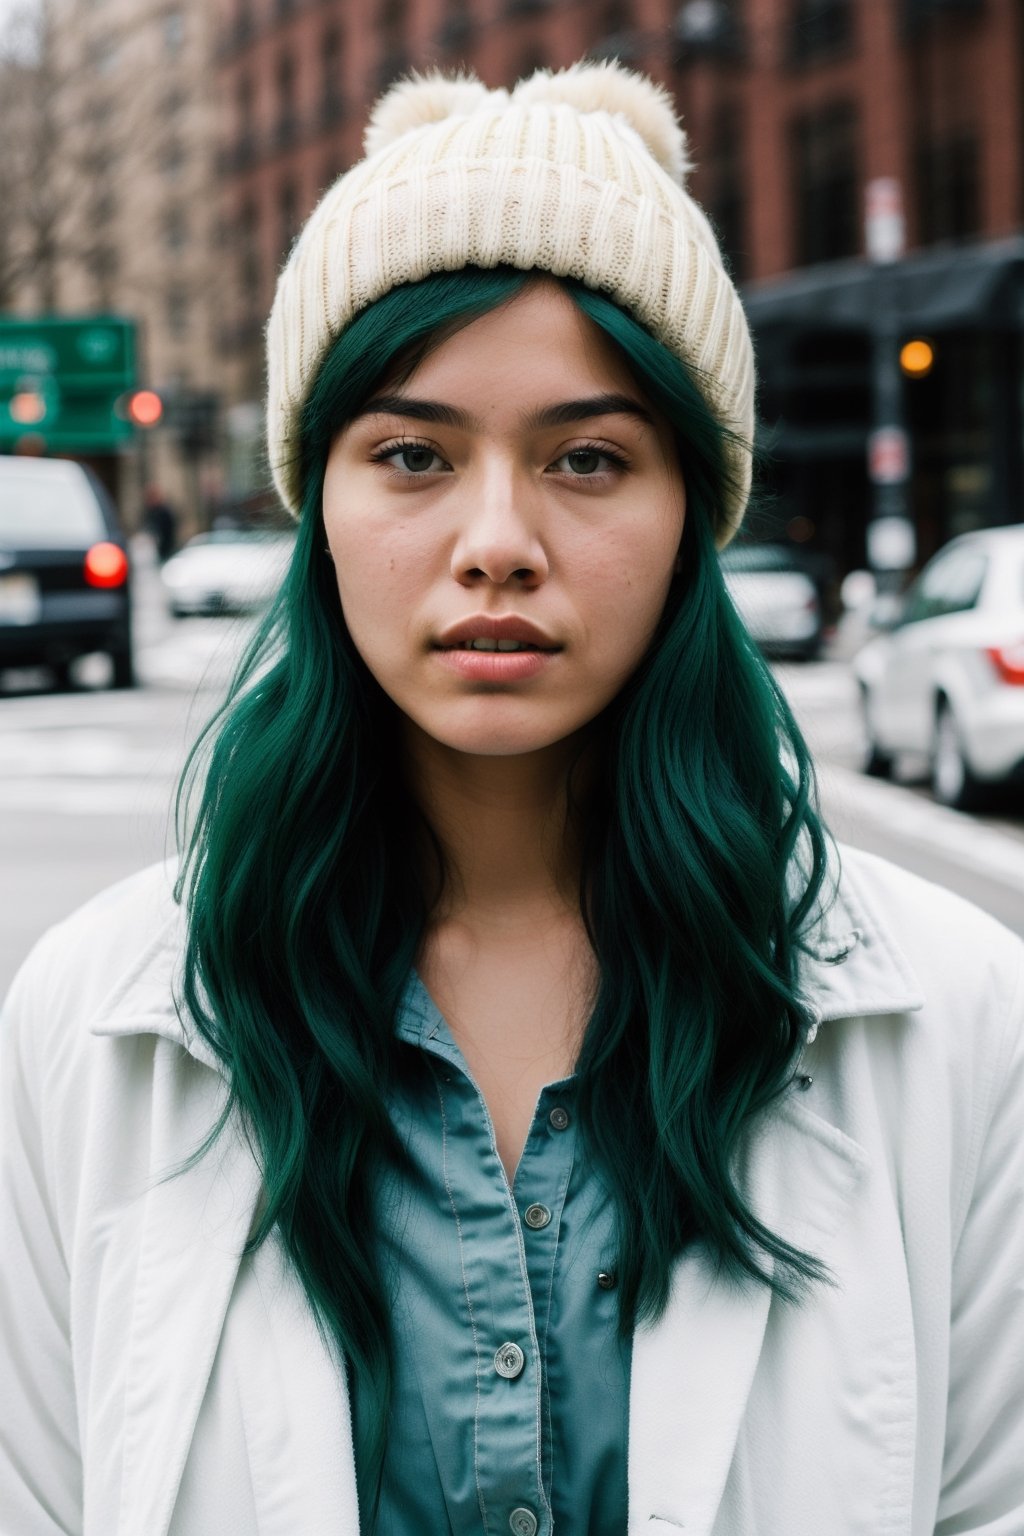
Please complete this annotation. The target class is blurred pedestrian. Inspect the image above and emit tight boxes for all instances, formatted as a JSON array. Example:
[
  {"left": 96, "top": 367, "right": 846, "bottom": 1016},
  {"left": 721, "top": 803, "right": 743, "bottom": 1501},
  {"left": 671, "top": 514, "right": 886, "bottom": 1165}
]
[
  {"left": 2, "top": 59, "right": 1022, "bottom": 1536},
  {"left": 143, "top": 482, "right": 178, "bottom": 561}
]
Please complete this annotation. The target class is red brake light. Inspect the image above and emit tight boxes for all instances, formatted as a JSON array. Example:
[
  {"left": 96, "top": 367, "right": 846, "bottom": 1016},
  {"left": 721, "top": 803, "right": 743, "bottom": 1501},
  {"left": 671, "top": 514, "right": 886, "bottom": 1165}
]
[
  {"left": 986, "top": 642, "right": 1024, "bottom": 685},
  {"left": 84, "top": 542, "right": 129, "bottom": 588}
]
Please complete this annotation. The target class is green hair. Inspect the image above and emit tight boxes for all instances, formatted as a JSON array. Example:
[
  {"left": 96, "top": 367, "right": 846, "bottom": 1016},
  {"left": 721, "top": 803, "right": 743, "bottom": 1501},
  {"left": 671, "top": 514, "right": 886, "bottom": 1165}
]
[{"left": 175, "top": 266, "right": 833, "bottom": 1520}]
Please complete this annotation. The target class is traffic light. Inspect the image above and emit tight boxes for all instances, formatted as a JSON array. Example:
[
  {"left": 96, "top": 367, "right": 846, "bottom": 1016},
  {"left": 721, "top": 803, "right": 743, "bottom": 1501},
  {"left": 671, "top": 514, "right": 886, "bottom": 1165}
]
[
  {"left": 9, "top": 390, "right": 47, "bottom": 426},
  {"left": 899, "top": 339, "right": 935, "bottom": 379},
  {"left": 124, "top": 389, "right": 164, "bottom": 427}
]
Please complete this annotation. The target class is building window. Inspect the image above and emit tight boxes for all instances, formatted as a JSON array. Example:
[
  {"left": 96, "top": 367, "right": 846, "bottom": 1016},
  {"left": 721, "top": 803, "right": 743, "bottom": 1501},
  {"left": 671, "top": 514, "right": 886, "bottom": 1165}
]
[
  {"left": 790, "top": 100, "right": 859, "bottom": 265},
  {"left": 234, "top": 0, "right": 254, "bottom": 47},
  {"left": 786, "top": 0, "right": 854, "bottom": 67},
  {"left": 279, "top": 178, "right": 299, "bottom": 260},
  {"left": 238, "top": 73, "right": 254, "bottom": 134},
  {"left": 160, "top": 138, "right": 186, "bottom": 178},
  {"left": 321, "top": 25, "right": 344, "bottom": 123},
  {"left": 591, "top": 0, "right": 641, "bottom": 61},
  {"left": 239, "top": 201, "right": 261, "bottom": 309},
  {"left": 94, "top": 188, "right": 118, "bottom": 224},
  {"left": 504, "top": 0, "right": 550, "bottom": 16},
  {"left": 320, "top": 154, "right": 344, "bottom": 192},
  {"left": 915, "top": 133, "right": 980, "bottom": 243},
  {"left": 437, "top": 0, "right": 473, "bottom": 53},
  {"left": 164, "top": 12, "right": 185, "bottom": 54},
  {"left": 706, "top": 101, "right": 746, "bottom": 280},
  {"left": 88, "top": 243, "right": 119, "bottom": 284},
  {"left": 165, "top": 206, "right": 187, "bottom": 250},
  {"left": 167, "top": 286, "right": 189, "bottom": 338},
  {"left": 277, "top": 49, "right": 297, "bottom": 146}
]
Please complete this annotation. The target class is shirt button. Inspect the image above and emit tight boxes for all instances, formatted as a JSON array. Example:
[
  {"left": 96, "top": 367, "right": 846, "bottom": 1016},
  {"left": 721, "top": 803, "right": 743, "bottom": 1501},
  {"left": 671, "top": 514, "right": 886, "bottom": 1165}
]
[
  {"left": 548, "top": 1105, "right": 570, "bottom": 1131},
  {"left": 524, "top": 1203, "right": 551, "bottom": 1230},
  {"left": 509, "top": 1509, "right": 538, "bottom": 1536},
  {"left": 494, "top": 1341, "right": 526, "bottom": 1379}
]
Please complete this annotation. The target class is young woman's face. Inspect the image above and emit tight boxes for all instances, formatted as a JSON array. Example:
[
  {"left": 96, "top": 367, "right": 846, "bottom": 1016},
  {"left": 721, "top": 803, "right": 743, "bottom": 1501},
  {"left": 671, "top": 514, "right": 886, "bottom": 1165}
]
[{"left": 322, "top": 280, "right": 686, "bottom": 759}]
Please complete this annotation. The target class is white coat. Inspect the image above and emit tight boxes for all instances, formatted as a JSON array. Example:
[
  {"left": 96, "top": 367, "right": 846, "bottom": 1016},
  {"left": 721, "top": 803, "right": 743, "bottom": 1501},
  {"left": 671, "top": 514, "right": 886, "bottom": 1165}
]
[{"left": 1, "top": 842, "right": 1022, "bottom": 1536}]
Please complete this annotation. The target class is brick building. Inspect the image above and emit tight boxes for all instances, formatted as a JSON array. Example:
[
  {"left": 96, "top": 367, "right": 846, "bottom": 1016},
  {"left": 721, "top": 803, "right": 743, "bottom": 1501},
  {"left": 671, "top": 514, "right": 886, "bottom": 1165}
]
[
  {"left": 729, "top": 0, "right": 1024, "bottom": 576},
  {"left": 215, "top": 0, "right": 1024, "bottom": 572}
]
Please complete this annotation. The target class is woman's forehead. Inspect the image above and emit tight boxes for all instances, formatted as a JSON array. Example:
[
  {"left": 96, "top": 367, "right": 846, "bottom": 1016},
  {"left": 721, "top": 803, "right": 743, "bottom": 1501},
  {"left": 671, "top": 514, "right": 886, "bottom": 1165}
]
[{"left": 378, "top": 282, "right": 650, "bottom": 405}]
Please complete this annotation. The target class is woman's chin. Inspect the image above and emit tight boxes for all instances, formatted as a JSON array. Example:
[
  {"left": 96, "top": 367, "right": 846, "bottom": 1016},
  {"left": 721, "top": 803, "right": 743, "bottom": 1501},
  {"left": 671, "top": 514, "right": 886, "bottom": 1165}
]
[{"left": 401, "top": 708, "right": 590, "bottom": 762}]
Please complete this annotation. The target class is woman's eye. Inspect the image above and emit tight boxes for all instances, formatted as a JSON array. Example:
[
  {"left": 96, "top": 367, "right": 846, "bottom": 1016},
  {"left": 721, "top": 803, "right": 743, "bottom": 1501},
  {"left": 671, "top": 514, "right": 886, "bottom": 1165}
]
[
  {"left": 552, "top": 447, "right": 628, "bottom": 477},
  {"left": 373, "top": 443, "right": 447, "bottom": 474}
]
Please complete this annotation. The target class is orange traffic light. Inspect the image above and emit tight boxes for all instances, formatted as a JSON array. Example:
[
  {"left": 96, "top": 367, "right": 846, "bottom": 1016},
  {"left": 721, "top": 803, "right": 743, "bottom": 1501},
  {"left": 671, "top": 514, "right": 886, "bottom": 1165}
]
[
  {"left": 899, "top": 339, "right": 935, "bottom": 378},
  {"left": 126, "top": 389, "right": 164, "bottom": 427}
]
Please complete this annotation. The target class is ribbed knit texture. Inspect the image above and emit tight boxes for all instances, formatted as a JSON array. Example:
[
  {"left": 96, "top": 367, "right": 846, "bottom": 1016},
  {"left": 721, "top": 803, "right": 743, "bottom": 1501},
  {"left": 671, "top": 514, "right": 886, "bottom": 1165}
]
[{"left": 266, "top": 60, "right": 756, "bottom": 544}]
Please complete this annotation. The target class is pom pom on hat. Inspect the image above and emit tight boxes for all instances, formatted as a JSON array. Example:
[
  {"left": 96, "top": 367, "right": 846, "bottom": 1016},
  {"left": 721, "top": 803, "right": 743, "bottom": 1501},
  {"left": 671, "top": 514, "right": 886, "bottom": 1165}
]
[
  {"left": 512, "top": 60, "right": 692, "bottom": 185},
  {"left": 363, "top": 70, "right": 505, "bottom": 157}
]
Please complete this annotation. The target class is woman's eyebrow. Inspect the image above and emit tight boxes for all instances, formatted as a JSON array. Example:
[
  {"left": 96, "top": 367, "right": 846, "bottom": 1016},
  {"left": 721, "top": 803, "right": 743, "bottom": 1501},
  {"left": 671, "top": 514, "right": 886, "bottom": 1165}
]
[{"left": 350, "top": 391, "right": 657, "bottom": 431}]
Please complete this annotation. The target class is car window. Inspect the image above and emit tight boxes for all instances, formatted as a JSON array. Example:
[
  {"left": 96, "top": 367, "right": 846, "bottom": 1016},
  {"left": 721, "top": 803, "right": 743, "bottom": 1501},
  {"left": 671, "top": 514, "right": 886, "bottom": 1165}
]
[
  {"left": 0, "top": 463, "right": 106, "bottom": 547},
  {"left": 903, "top": 546, "right": 987, "bottom": 623},
  {"left": 719, "top": 544, "right": 799, "bottom": 574}
]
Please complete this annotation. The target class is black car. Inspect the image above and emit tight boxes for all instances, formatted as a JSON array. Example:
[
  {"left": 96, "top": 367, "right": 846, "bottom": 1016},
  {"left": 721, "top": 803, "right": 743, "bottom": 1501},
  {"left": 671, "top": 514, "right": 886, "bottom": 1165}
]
[{"left": 0, "top": 456, "right": 133, "bottom": 688}]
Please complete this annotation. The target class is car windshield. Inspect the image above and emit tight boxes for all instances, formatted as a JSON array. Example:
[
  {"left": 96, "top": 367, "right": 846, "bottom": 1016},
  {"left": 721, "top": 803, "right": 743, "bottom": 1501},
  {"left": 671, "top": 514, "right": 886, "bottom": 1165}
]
[{"left": 0, "top": 462, "right": 106, "bottom": 547}]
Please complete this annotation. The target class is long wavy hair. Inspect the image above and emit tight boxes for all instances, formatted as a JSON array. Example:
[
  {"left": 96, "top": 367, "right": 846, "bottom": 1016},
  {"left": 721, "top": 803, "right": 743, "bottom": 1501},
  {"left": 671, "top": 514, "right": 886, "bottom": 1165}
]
[{"left": 175, "top": 266, "right": 833, "bottom": 1517}]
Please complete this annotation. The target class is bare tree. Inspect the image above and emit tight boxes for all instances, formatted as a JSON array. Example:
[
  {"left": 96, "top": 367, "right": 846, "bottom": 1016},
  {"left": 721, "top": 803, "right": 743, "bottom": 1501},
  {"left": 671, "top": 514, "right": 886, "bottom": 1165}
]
[{"left": 0, "top": 0, "right": 171, "bottom": 314}]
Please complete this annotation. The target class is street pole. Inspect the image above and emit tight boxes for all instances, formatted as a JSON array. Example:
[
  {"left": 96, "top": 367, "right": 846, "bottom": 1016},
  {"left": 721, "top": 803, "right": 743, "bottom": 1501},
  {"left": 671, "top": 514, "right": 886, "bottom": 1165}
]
[{"left": 865, "top": 177, "right": 916, "bottom": 594}]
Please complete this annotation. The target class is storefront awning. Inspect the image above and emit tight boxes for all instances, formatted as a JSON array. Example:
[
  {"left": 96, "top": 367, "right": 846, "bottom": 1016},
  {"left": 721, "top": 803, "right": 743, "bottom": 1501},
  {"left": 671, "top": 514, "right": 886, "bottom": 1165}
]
[{"left": 741, "top": 235, "right": 1024, "bottom": 331}]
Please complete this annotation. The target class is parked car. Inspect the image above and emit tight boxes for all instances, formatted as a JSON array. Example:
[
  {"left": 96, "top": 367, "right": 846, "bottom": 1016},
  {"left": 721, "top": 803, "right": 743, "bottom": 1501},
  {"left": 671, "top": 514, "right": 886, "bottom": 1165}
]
[
  {"left": 720, "top": 542, "right": 824, "bottom": 660},
  {"left": 160, "top": 527, "right": 295, "bottom": 617},
  {"left": 0, "top": 455, "right": 133, "bottom": 688},
  {"left": 853, "top": 526, "right": 1024, "bottom": 809}
]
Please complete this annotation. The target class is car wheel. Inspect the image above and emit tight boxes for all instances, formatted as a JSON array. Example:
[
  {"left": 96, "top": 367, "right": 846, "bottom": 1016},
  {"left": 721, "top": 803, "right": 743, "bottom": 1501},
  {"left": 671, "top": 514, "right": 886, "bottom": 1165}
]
[
  {"left": 859, "top": 687, "right": 893, "bottom": 778},
  {"left": 109, "top": 643, "right": 135, "bottom": 690},
  {"left": 932, "top": 701, "right": 984, "bottom": 811}
]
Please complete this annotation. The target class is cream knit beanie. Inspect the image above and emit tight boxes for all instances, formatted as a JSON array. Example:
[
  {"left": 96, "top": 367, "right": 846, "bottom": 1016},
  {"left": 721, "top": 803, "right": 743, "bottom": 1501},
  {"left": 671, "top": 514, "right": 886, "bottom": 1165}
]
[{"left": 266, "top": 58, "right": 755, "bottom": 545}]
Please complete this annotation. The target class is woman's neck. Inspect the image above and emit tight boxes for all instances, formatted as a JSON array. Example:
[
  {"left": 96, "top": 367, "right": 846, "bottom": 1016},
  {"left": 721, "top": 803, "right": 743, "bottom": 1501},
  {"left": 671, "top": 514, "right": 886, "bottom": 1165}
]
[{"left": 403, "top": 724, "right": 587, "bottom": 930}]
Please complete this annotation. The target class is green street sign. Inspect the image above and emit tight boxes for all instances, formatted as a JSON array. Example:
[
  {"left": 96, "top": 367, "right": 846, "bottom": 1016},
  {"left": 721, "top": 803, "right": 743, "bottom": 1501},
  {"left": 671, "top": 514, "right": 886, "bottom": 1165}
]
[
  {"left": 0, "top": 317, "right": 134, "bottom": 386},
  {"left": 0, "top": 316, "right": 138, "bottom": 450}
]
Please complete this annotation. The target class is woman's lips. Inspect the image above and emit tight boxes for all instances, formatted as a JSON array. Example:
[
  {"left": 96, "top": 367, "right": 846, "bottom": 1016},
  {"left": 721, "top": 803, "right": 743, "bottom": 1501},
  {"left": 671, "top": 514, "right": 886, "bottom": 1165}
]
[{"left": 432, "top": 647, "right": 556, "bottom": 681}]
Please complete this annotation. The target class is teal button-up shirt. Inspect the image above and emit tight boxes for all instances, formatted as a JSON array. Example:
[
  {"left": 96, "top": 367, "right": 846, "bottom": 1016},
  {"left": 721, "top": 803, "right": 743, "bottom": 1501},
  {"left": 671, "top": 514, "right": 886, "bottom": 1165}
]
[{"left": 360, "top": 970, "right": 631, "bottom": 1535}]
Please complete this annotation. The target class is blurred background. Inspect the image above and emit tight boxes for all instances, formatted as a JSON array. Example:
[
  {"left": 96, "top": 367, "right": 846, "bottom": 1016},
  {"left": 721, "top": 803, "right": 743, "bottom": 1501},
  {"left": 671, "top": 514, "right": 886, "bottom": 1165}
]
[{"left": 2, "top": 0, "right": 1024, "bottom": 989}]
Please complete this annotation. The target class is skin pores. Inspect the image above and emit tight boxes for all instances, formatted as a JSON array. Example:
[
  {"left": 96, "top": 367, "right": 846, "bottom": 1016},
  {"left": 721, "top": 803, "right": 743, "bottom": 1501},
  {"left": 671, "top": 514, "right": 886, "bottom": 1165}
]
[{"left": 322, "top": 279, "right": 686, "bottom": 765}]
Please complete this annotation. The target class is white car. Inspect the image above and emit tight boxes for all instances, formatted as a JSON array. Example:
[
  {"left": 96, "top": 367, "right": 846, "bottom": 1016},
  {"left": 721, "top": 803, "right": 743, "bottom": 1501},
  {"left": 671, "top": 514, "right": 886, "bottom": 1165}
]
[
  {"left": 853, "top": 526, "right": 1024, "bottom": 809},
  {"left": 161, "top": 528, "right": 295, "bottom": 617},
  {"left": 720, "top": 543, "right": 823, "bottom": 660}
]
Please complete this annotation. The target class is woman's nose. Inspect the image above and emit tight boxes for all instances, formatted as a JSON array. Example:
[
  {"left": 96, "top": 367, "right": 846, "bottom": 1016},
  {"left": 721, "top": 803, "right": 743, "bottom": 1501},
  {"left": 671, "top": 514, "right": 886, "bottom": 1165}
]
[{"left": 450, "top": 463, "right": 549, "bottom": 587}]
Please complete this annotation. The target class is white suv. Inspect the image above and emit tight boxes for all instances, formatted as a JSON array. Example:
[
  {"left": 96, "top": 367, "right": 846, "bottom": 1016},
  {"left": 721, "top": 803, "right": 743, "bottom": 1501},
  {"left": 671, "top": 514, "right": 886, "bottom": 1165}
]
[{"left": 853, "top": 526, "right": 1024, "bottom": 810}]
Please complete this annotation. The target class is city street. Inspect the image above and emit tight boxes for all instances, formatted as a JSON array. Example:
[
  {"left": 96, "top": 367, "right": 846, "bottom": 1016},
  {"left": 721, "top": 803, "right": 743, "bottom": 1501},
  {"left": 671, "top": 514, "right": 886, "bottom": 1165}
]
[{"left": 2, "top": 544, "right": 1023, "bottom": 994}]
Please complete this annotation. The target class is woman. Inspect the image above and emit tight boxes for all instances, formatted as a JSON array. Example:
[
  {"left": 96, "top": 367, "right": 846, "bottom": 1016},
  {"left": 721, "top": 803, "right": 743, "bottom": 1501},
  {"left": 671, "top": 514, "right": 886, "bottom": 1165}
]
[{"left": 2, "top": 60, "right": 1022, "bottom": 1536}]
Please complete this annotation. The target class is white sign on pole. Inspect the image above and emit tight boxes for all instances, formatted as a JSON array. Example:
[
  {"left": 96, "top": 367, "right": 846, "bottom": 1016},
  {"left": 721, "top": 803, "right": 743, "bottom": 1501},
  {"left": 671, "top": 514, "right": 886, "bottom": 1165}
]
[{"left": 865, "top": 177, "right": 905, "bottom": 264}]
